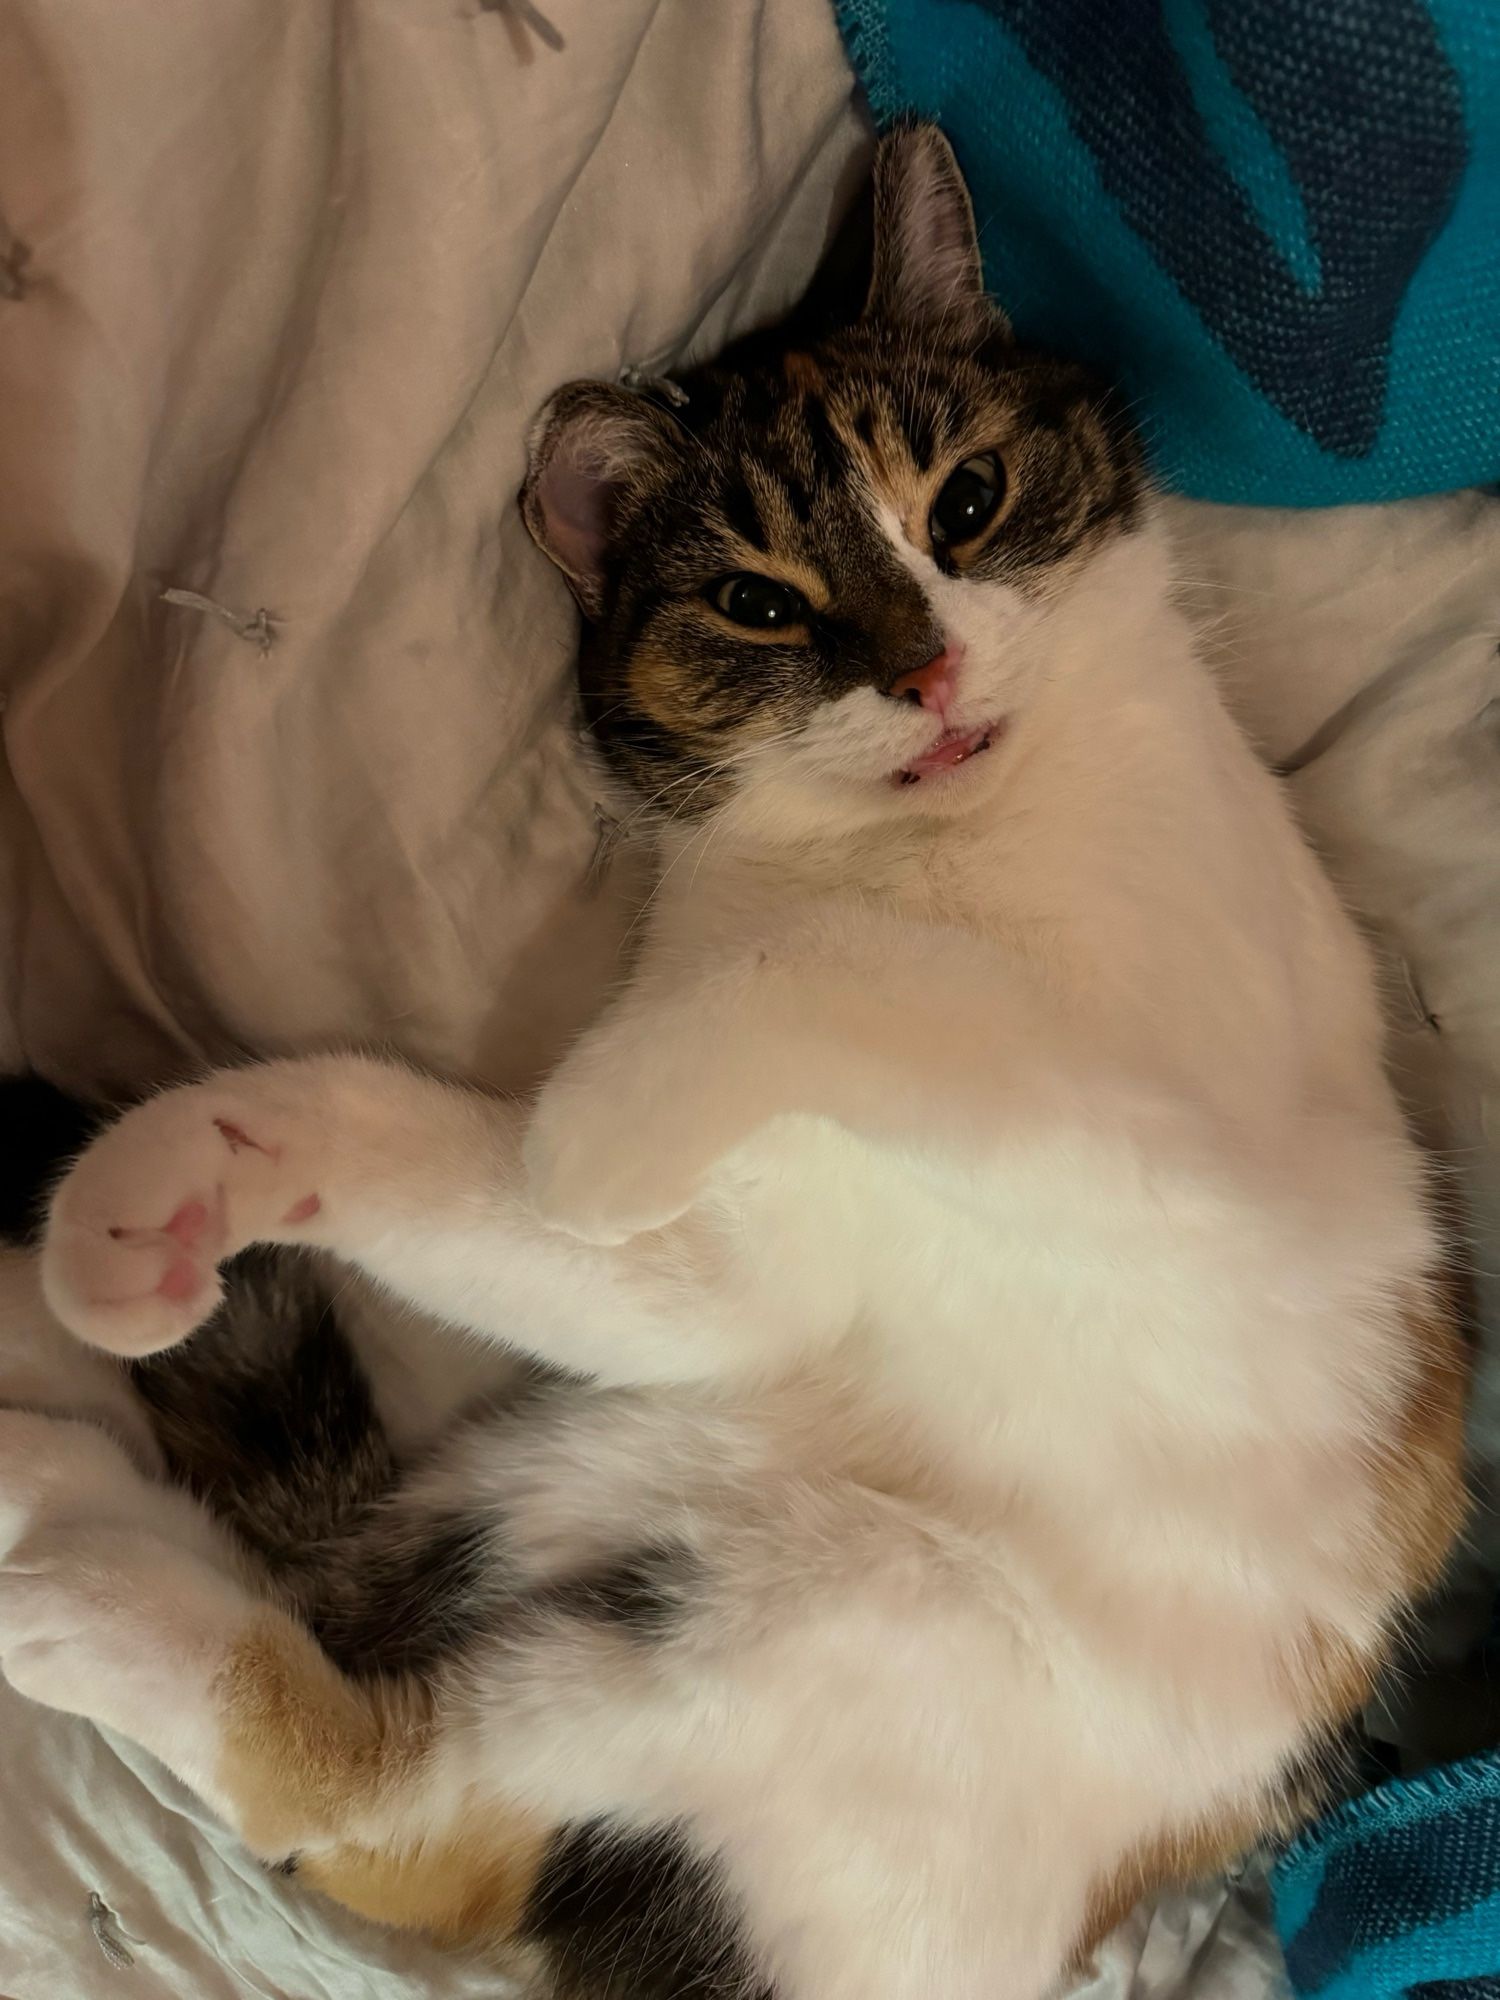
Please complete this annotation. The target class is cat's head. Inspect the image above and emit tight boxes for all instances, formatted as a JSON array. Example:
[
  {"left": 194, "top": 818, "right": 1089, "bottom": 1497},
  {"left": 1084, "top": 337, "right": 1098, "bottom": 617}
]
[{"left": 522, "top": 124, "right": 1148, "bottom": 830}]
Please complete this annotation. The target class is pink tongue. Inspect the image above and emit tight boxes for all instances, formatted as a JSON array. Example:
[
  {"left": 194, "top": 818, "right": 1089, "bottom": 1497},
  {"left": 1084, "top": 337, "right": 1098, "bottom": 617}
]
[{"left": 906, "top": 725, "right": 987, "bottom": 781}]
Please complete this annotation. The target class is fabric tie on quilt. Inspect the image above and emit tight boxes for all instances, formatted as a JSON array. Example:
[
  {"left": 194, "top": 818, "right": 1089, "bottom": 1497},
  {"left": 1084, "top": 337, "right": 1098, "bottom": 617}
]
[
  {"left": 833, "top": 0, "right": 1500, "bottom": 505},
  {"left": 1273, "top": 1752, "right": 1500, "bottom": 1998}
]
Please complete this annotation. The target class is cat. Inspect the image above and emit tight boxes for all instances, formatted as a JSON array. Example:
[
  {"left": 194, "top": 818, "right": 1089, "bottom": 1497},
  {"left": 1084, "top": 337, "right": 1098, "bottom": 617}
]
[{"left": 0, "top": 124, "right": 1466, "bottom": 2000}]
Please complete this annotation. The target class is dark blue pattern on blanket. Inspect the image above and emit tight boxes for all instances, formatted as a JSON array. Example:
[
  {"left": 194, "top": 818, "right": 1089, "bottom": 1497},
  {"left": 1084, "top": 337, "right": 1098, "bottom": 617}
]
[
  {"left": 1273, "top": 1753, "right": 1500, "bottom": 1998},
  {"left": 970, "top": 0, "right": 1464, "bottom": 459},
  {"left": 834, "top": 0, "right": 1500, "bottom": 503}
]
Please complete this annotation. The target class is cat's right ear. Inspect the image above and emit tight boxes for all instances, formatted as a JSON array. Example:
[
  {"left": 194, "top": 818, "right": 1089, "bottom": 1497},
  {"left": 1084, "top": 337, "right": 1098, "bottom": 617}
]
[
  {"left": 521, "top": 383, "right": 682, "bottom": 619},
  {"left": 865, "top": 122, "right": 1004, "bottom": 339}
]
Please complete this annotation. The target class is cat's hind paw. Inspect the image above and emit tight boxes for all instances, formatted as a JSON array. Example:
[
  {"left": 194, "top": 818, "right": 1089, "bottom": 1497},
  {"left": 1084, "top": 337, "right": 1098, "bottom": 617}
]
[{"left": 0, "top": 1408, "right": 247, "bottom": 1777}]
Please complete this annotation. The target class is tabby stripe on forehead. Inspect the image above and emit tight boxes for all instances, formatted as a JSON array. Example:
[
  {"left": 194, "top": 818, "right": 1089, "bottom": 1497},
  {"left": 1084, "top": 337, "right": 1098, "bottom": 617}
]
[
  {"left": 799, "top": 394, "right": 851, "bottom": 490},
  {"left": 775, "top": 469, "right": 816, "bottom": 527},
  {"left": 1025, "top": 387, "right": 1076, "bottom": 435},
  {"left": 734, "top": 374, "right": 779, "bottom": 434},
  {"left": 719, "top": 477, "right": 768, "bottom": 551},
  {"left": 894, "top": 396, "right": 938, "bottom": 471}
]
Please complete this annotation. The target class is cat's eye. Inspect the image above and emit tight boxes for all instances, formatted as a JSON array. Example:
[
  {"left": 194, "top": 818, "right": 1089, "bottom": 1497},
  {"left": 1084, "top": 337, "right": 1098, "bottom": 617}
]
[
  {"left": 710, "top": 574, "right": 807, "bottom": 631},
  {"left": 929, "top": 453, "right": 1006, "bottom": 549}
]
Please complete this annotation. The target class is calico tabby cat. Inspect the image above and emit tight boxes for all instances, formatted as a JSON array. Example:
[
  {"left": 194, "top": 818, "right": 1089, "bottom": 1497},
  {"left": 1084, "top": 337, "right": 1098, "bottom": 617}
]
[{"left": 0, "top": 126, "right": 1466, "bottom": 2000}]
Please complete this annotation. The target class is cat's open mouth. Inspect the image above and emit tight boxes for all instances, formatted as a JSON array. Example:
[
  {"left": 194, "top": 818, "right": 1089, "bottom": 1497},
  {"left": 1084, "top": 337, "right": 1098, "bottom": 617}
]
[{"left": 895, "top": 719, "right": 1005, "bottom": 787}]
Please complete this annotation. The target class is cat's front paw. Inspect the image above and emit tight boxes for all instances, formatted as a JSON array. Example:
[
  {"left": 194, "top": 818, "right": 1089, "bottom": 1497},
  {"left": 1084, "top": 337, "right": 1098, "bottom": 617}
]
[{"left": 42, "top": 1070, "right": 331, "bottom": 1357}]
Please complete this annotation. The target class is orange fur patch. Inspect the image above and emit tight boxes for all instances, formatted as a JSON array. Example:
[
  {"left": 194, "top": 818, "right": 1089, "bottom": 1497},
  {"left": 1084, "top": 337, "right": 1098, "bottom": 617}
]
[
  {"left": 629, "top": 638, "right": 726, "bottom": 737},
  {"left": 301, "top": 1819, "right": 550, "bottom": 1946},
  {"left": 215, "top": 1612, "right": 548, "bottom": 1943},
  {"left": 1266, "top": 1281, "right": 1467, "bottom": 1741},
  {"left": 215, "top": 1614, "right": 431, "bottom": 1851},
  {"left": 1282, "top": 1618, "right": 1380, "bottom": 1737},
  {"left": 1376, "top": 1284, "right": 1469, "bottom": 1598}
]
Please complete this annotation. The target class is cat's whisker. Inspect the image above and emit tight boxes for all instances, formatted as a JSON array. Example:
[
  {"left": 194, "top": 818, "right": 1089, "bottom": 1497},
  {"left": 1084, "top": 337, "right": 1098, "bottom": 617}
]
[
  {"left": 581, "top": 696, "right": 638, "bottom": 733},
  {"left": 616, "top": 775, "right": 741, "bottom": 949},
  {"left": 611, "top": 756, "right": 740, "bottom": 840},
  {"left": 612, "top": 732, "right": 812, "bottom": 948}
]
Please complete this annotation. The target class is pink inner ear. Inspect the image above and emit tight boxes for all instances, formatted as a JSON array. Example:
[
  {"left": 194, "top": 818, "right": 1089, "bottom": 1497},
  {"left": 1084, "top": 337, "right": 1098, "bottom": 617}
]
[
  {"left": 536, "top": 451, "right": 614, "bottom": 594},
  {"left": 896, "top": 174, "right": 977, "bottom": 318}
]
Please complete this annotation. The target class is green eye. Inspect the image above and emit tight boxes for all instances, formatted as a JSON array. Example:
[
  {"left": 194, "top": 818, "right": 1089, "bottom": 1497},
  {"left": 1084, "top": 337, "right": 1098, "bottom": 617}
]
[
  {"left": 710, "top": 574, "right": 807, "bottom": 630},
  {"left": 930, "top": 453, "right": 1006, "bottom": 548}
]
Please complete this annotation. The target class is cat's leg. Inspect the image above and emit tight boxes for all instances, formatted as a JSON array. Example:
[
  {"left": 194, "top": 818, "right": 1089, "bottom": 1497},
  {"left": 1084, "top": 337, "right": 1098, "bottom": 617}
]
[
  {"left": 0, "top": 1403, "right": 549, "bottom": 1941},
  {"left": 38, "top": 1055, "right": 781, "bottom": 1384},
  {"left": 41, "top": 935, "right": 1031, "bottom": 1368},
  {"left": 0, "top": 1401, "right": 289, "bottom": 1813},
  {"left": 0, "top": 1399, "right": 752, "bottom": 1987},
  {"left": 523, "top": 935, "right": 1059, "bottom": 1246}
]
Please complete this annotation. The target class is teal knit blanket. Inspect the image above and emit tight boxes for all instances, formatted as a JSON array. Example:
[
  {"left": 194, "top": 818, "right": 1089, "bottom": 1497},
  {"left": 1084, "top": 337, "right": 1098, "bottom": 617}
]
[
  {"left": 1273, "top": 1753, "right": 1500, "bottom": 1998},
  {"left": 833, "top": 0, "right": 1500, "bottom": 504}
]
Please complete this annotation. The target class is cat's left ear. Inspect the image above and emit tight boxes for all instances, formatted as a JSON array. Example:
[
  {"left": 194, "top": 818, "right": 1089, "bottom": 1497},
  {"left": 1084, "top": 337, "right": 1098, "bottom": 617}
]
[
  {"left": 521, "top": 382, "right": 683, "bottom": 619},
  {"left": 864, "top": 123, "right": 1008, "bottom": 339}
]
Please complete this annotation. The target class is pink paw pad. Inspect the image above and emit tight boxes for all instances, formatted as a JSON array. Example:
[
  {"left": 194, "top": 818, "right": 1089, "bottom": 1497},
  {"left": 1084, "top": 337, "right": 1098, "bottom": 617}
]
[
  {"left": 156, "top": 1258, "right": 203, "bottom": 1304},
  {"left": 281, "top": 1192, "right": 322, "bottom": 1226},
  {"left": 163, "top": 1198, "right": 210, "bottom": 1249}
]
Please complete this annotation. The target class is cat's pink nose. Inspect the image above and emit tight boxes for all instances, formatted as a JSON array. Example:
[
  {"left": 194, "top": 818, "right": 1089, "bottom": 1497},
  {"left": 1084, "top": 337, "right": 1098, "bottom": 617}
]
[{"left": 890, "top": 649, "right": 958, "bottom": 714}]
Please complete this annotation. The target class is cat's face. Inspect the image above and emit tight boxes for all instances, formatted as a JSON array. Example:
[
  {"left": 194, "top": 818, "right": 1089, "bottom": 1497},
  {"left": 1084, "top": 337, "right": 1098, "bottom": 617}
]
[{"left": 523, "top": 126, "right": 1145, "bottom": 828}]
